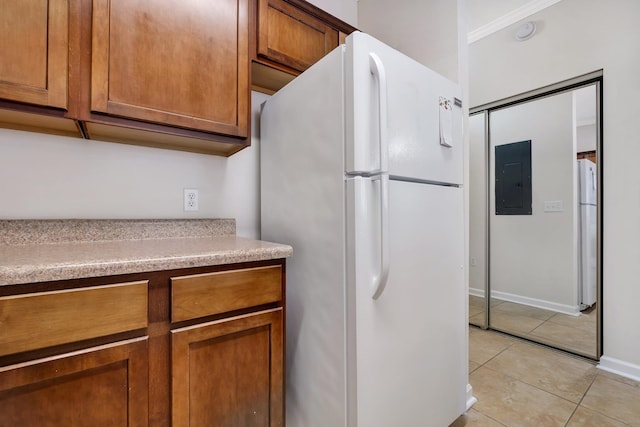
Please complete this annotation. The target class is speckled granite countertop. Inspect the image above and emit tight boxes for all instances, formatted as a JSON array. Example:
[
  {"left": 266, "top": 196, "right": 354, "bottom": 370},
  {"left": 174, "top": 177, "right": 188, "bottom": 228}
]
[{"left": 0, "top": 219, "right": 292, "bottom": 286}]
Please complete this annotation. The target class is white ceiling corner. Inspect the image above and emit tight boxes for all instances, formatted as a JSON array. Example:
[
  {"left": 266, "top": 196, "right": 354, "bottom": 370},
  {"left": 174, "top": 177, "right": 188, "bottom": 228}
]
[{"left": 467, "top": 0, "right": 563, "bottom": 44}]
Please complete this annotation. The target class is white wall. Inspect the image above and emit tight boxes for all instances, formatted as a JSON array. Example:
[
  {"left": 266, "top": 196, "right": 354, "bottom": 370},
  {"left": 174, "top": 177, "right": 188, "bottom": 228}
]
[
  {"left": 576, "top": 125, "right": 596, "bottom": 153},
  {"left": 358, "top": 0, "right": 461, "bottom": 83},
  {"left": 574, "top": 85, "right": 597, "bottom": 153},
  {"left": 0, "top": 91, "right": 269, "bottom": 239},
  {"left": 307, "top": 0, "right": 357, "bottom": 26},
  {"left": 468, "top": 112, "right": 486, "bottom": 295},
  {"left": 469, "top": 0, "right": 640, "bottom": 376},
  {"left": 490, "top": 93, "right": 577, "bottom": 311}
]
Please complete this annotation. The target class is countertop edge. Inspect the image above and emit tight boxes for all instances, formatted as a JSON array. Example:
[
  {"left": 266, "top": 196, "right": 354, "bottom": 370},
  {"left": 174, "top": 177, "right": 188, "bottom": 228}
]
[{"left": 0, "top": 237, "right": 293, "bottom": 286}]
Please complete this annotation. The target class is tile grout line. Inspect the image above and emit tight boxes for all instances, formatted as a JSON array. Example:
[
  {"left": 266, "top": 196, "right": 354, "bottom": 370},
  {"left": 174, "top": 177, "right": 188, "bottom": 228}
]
[
  {"left": 475, "top": 363, "right": 583, "bottom": 427},
  {"left": 484, "top": 339, "right": 598, "bottom": 405},
  {"left": 565, "top": 373, "right": 604, "bottom": 427},
  {"left": 468, "top": 327, "right": 637, "bottom": 427},
  {"left": 577, "top": 373, "right": 638, "bottom": 426},
  {"left": 473, "top": 331, "right": 598, "bottom": 425},
  {"left": 562, "top": 372, "right": 598, "bottom": 426}
]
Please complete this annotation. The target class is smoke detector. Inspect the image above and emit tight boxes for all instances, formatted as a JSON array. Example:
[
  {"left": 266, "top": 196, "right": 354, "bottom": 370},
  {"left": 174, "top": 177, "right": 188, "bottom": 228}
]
[{"left": 515, "top": 21, "right": 537, "bottom": 41}]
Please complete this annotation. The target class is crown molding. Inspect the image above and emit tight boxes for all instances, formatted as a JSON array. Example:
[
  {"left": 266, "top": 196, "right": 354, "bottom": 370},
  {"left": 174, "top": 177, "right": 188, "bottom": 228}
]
[{"left": 468, "top": 0, "right": 563, "bottom": 44}]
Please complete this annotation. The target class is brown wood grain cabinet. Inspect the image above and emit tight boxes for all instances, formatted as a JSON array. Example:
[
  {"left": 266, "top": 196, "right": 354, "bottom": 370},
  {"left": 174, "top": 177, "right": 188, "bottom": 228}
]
[
  {"left": 0, "top": 0, "right": 68, "bottom": 109},
  {"left": 170, "top": 265, "right": 285, "bottom": 427},
  {"left": 0, "top": 279, "right": 149, "bottom": 427},
  {"left": 0, "top": 259, "right": 285, "bottom": 426},
  {"left": 257, "top": 0, "right": 339, "bottom": 73},
  {"left": 0, "top": 0, "right": 79, "bottom": 137},
  {"left": 172, "top": 309, "right": 284, "bottom": 427},
  {"left": 89, "top": 0, "right": 249, "bottom": 137},
  {"left": 252, "top": 0, "right": 357, "bottom": 93},
  {"left": 0, "top": 338, "right": 149, "bottom": 427},
  {"left": 75, "top": 0, "right": 252, "bottom": 155},
  {"left": 0, "top": 0, "right": 354, "bottom": 154}
]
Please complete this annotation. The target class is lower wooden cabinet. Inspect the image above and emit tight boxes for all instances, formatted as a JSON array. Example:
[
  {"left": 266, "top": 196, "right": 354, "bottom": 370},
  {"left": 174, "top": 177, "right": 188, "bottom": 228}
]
[
  {"left": 172, "top": 309, "right": 284, "bottom": 427},
  {"left": 0, "top": 259, "right": 286, "bottom": 426},
  {"left": 0, "top": 338, "right": 149, "bottom": 427}
]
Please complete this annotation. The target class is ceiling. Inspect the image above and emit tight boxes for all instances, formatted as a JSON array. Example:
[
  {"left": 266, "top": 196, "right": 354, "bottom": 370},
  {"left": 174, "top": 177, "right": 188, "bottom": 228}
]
[
  {"left": 466, "top": 0, "right": 563, "bottom": 43},
  {"left": 466, "top": 0, "right": 532, "bottom": 32},
  {"left": 466, "top": 0, "right": 596, "bottom": 126}
]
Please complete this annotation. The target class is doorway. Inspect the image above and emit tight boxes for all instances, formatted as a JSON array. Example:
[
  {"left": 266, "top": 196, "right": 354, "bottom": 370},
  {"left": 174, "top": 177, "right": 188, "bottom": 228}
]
[{"left": 468, "top": 73, "right": 602, "bottom": 360}]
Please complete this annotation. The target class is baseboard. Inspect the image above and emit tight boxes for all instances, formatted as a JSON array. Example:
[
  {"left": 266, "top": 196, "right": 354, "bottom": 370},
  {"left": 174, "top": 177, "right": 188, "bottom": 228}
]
[
  {"left": 469, "top": 287, "right": 484, "bottom": 298},
  {"left": 466, "top": 384, "right": 477, "bottom": 410},
  {"left": 469, "top": 288, "right": 581, "bottom": 316},
  {"left": 598, "top": 356, "right": 640, "bottom": 382}
]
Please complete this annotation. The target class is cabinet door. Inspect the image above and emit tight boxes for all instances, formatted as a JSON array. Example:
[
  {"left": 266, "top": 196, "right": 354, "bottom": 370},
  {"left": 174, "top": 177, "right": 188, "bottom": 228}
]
[
  {"left": 172, "top": 309, "right": 283, "bottom": 427},
  {"left": 90, "top": 0, "right": 249, "bottom": 138},
  {"left": 0, "top": 0, "right": 68, "bottom": 108},
  {"left": 257, "top": 0, "right": 339, "bottom": 73},
  {"left": 0, "top": 338, "right": 148, "bottom": 427}
]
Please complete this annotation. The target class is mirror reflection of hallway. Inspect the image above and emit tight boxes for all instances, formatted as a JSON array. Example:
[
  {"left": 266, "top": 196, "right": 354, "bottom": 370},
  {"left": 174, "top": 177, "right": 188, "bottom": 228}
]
[{"left": 468, "top": 81, "right": 601, "bottom": 360}]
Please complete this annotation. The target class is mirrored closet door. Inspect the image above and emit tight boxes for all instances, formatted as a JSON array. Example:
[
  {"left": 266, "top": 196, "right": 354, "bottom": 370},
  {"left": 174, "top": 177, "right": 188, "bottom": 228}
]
[{"left": 468, "top": 76, "right": 602, "bottom": 360}]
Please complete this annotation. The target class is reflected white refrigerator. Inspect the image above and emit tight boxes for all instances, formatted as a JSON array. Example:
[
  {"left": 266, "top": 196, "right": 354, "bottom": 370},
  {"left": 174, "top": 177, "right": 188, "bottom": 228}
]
[
  {"left": 578, "top": 159, "right": 597, "bottom": 308},
  {"left": 261, "top": 32, "right": 468, "bottom": 427}
]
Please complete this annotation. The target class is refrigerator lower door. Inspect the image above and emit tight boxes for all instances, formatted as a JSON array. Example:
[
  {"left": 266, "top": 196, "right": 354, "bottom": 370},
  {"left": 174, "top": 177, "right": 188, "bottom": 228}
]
[
  {"left": 346, "top": 178, "right": 467, "bottom": 426},
  {"left": 580, "top": 204, "right": 597, "bottom": 307}
]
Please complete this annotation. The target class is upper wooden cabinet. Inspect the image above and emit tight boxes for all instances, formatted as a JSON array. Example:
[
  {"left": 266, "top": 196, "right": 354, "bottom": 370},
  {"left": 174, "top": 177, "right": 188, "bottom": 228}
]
[
  {"left": 257, "top": 0, "right": 338, "bottom": 73},
  {"left": 252, "top": 0, "right": 357, "bottom": 92},
  {"left": 0, "top": 0, "right": 68, "bottom": 109},
  {"left": 88, "top": 0, "right": 249, "bottom": 138},
  {"left": 0, "top": 0, "right": 355, "bottom": 154},
  {"left": 74, "top": 0, "right": 251, "bottom": 155}
]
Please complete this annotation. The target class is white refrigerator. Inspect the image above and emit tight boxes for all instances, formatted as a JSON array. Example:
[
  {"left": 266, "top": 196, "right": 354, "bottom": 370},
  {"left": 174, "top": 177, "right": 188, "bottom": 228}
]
[
  {"left": 578, "top": 159, "right": 597, "bottom": 309},
  {"left": 261, "top": 32, "right": 468, "bottom": 427}
]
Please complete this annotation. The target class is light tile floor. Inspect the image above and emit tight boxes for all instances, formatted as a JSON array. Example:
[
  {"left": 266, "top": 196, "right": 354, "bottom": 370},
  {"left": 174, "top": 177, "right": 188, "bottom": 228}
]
[
  {"left": 451, "top": 327, "right": 640, "bottom": 426},
  {"left": 468, "top": 296, "right": 597, "bottom": 358}
]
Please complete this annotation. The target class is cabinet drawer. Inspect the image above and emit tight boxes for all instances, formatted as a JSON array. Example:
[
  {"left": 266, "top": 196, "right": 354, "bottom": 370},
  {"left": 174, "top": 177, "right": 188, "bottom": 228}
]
[
  {"left": 171, "top": 266, "right": 282, "bottom": 322},
  {"left": 0, "top": 281, "right": 148, "bottom": 357}
]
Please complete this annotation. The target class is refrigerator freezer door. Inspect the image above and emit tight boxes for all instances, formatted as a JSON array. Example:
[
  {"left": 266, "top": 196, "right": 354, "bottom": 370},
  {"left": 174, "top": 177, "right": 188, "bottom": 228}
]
[
  {"left": 345, "top": 32, "right": 463, "bottom": 185},
  {"left": 346, "top": 178, "right": 467, "bottom": 426}
]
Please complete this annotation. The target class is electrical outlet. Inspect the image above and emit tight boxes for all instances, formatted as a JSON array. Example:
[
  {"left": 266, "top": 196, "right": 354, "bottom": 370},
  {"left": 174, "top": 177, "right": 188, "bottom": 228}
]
[{"left": 184, "top": 189, "right": 199, "bottom": 211}]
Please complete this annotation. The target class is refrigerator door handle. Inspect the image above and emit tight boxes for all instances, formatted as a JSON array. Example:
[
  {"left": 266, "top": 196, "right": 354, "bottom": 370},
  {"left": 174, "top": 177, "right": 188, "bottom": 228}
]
[
  {"left": 369, "top": 52, "right": 389, "bottom": 173},
  {"left": 371, "top": 173, "right": 390, "bottom": 300}
]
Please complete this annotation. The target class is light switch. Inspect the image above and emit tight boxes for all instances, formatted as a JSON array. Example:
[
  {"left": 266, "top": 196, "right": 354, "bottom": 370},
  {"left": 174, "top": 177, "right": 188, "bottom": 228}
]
[{"left": 543, "top": 200, "right": 563, "bottom": 212}]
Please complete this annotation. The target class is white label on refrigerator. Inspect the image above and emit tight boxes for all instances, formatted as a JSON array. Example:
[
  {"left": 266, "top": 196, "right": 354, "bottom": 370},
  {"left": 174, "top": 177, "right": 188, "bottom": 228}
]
[{"left": 439, "top": 96, "right": 453, "bottom": 148}]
